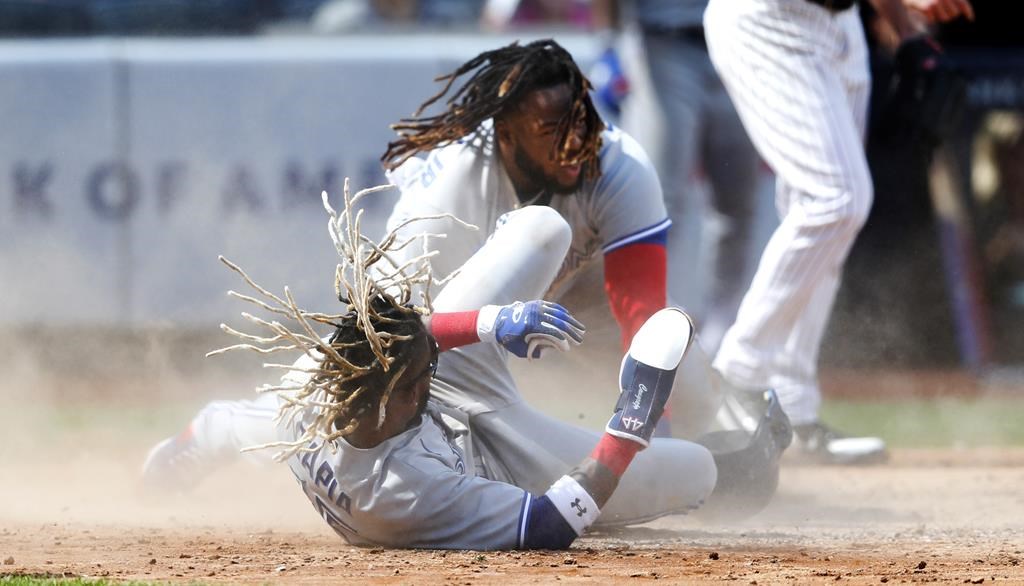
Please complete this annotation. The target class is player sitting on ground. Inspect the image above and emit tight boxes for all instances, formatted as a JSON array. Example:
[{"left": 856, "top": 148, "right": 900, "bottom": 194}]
[
  {"left": 209, "top": 183, "right": 712, "bottom": 549},
  {"left": 143, "top": 39, "right": 791, "bottom": 522}
]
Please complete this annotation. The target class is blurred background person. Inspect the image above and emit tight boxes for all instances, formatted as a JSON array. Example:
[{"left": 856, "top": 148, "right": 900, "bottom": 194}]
[
  {"left": 591, "top": 0, "right": 762, "bottom": 357},
  {"left": 703, "top": 0, "right": 973, "bottom": 465}
]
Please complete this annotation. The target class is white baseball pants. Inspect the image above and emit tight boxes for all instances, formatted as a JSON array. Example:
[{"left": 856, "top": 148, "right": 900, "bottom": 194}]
[{"left": 704, "top": 0, "right": 873, "bottom": 425}]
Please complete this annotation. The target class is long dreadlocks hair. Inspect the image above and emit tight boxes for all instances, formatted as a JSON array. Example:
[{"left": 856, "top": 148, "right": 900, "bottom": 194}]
[
  {"left": 207, "top": 178, "right": 474, "bottom": 460},
  {"left": 381, "top": 39, "right": 605, "bottom": 181}
]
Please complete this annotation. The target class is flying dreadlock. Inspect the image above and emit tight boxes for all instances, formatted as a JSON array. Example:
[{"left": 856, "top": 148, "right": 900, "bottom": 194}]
[
  {"left": 381, "top": 38, "right": 605, "bottom": 180},
  {"left": 207, "top": 178, "right": 475, "bottom": 460}
]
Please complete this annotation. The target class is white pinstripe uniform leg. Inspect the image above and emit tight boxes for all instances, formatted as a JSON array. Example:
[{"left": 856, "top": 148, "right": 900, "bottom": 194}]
[{"left": 703, "top": 0, "right": 872, "bottom": 425}]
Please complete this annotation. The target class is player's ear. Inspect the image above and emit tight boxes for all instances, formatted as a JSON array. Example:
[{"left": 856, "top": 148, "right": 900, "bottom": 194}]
[{"left": 494, "top": 115, "right": 516, "bottom": 147}]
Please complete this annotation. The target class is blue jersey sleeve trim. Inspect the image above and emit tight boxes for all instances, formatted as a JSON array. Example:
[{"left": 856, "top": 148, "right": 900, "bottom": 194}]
[
  {"left": 602, "top": 219, "right": 672, "bottom": 254},
  {"left": 517, "top": 491, "right": 531, "bottom": 549},
  {"left": 520, "top": 495, "right": 578, "bottom": 550}
]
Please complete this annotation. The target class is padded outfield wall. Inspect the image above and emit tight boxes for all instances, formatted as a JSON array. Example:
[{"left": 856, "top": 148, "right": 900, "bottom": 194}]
[
  {"left": 0, "top": 35, "right": 602, "bottom": 327},
  {"left": 0, "top": 34, "right": 783, "bottom": 330}
]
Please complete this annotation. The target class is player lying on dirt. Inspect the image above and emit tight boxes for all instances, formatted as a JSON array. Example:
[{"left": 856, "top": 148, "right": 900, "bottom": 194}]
[
  {"left": 179, "top": 183, "right": 791, "bottom": 549},
  {"left": 144, "top": 39, "right": 792, "bottom": 525}
]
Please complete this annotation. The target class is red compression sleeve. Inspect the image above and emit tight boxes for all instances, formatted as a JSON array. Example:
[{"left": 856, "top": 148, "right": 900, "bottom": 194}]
[
  {"left": 429, "top": 311, "right": 481, "bottom": 352},
  {"left": 603, "top": 242, "right": 667, "bottom": 351},
  {"left": 589, "top": 433, "right": 642, "bottom": 477}
]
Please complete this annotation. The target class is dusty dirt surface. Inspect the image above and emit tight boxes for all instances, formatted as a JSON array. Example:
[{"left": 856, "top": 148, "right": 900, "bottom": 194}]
[
  {"left": 2, "top": 326, "right": 1023, "bottom": 584},
  {"left": 3, "top": 439, "right": 1024, "bottom": 584}
]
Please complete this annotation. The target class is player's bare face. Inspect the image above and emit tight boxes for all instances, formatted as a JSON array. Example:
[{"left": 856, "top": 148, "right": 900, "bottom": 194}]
[{"left": 502, "top": 83, "right": 589, "bottom": 197}]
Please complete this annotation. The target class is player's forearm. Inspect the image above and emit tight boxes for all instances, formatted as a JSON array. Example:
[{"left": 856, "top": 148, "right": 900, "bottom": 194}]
[
  {"left": 604, "top": 241, "right": 668, "bottom": 350},
  {"left": 521, "top": 433, "right": 641, "bottom": 550},
  {"left": 425, "top": 311, "right": 481, "bottom": 351},
  {"left": 868, "top": 0, "right": 928, "bottom": 40}
]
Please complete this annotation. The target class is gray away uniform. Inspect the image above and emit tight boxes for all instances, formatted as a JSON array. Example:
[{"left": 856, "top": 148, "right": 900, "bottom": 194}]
[{"left": 278, "top": 125, "right": 722, "bottom": 548}]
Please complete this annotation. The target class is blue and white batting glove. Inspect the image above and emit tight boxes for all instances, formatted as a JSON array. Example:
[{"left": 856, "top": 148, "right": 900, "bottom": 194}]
[
  {"left": 606, "top": 308, "right": 694, "bottom": 447},
  {"left": 477, "top": 300, "right": 586, "bottom": 360}
]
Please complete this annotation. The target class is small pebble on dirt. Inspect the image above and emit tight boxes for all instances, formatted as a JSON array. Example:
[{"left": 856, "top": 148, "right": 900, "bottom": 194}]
[
  {"left": 918, "top": 561, "right": 927, "bottom": 570},
  {"left": 709, "top": 552, "right": 720, "bottom": 560}
]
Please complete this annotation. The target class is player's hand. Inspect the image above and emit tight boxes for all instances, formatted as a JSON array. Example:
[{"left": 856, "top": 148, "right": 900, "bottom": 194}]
[
  {"left": 477, "top": 301, "right": 585, "bottom": 359},
  {"left": 904, "top": 0, "right": 974, "bottom": 23}
]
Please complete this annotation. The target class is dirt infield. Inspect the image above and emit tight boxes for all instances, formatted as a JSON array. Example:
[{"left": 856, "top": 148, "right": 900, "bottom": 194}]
[
  {"left": 2, "top": 445, "right": 1023, "bottom": 584},
  {"left": 2, "top": 326, "right": 1023, "bottom": 584}
]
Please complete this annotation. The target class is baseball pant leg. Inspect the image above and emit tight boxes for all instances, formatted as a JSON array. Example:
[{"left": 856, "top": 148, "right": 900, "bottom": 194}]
[
  {"left": 428, "top": 205, "right": 572, "bottom": 415},
  {"left": 473, "top": 404, "right": 717, "bottom": 527},
  {"left": 705, "top": 0, "right": 873, "bottom": 424},
  {"left": 187, "top": 391, "right": 280, "bottom": 465}
]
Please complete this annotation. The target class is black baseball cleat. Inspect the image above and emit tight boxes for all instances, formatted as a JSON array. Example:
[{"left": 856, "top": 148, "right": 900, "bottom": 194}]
[
  {"left": 791, "top": 421, "right": 888, "bottom": 465},
  {"left": 693, "top": 388, "right": 792, "bottom": 522}
]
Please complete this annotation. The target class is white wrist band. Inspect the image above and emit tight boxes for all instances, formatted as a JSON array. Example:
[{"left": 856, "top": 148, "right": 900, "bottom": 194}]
[
  {"left": 545, "top": 475, "right": 600, "bottom": 536},
  {"left": 476, "top": 305, "right": 501, "bottom": 344}
]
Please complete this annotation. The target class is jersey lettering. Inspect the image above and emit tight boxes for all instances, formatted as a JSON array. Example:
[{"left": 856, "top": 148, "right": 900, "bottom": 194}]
[
  {"left": 313, "top": 494, "right": 358, "bottom": 535},
  {"left": 419, "top": 152, "right": 445, "bottom": 189}
]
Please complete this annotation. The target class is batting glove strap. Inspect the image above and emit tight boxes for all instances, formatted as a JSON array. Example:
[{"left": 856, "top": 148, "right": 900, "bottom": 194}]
[
  {"left": 476, "top": 304, "right": 502, "bottom": 344},
  {"left": 544, "top": 475, "right": 600, "bottom": 536},
  {"left": 605, "top": 356, "right": 679, "bottom": 448}
]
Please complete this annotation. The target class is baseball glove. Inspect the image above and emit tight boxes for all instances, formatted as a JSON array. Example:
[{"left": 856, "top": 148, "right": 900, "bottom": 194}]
[{"left": 872, "top": 36, "right": 967, "bottom": 152}]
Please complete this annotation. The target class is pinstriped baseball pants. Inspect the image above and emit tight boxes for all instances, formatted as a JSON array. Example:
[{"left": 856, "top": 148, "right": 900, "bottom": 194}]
[{"left": 704, "top": 0, "right": 873, "bottom": 425}]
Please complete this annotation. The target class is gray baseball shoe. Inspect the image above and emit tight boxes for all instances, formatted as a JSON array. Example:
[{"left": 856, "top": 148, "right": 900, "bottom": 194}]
[
  {"left": 792, "top": 421, "right": 888, "bottom": 465},
  {"left": 141, "top": 427, "right": 211, "bottom": 494}
]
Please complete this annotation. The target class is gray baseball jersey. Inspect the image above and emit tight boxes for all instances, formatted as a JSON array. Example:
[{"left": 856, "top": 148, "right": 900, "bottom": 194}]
[
  {"left": 281, "top": 397, "right": 531, "bottom": 549},
  {"left": 385, "top": 121, "right": 669, "bottom": 300}
]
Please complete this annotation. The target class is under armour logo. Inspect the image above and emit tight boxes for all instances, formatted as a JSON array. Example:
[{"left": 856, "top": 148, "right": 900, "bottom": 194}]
[
  {"left": 620, "top": 416, "right": 644, "bottom": 431},
  {"left": 570, "top": 497, "right": 587, "bottom": 517},
  {"left": 511, "top": 302, "right": 524, "bottom": 323}
]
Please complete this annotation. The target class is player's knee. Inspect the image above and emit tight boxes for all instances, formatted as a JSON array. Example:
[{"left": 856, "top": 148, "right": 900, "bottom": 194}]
[
  {"left": 692, "top": 444, "right": 718, "bottom": 503},
  {"left": 819, "top": 181, "right": 873, "bottom": 240},
  {"left": 499, "top": 205, "right": 571, "bottom": 259},
  {"left": 846, "top": 167, "right": 874, "bottom": 230}
]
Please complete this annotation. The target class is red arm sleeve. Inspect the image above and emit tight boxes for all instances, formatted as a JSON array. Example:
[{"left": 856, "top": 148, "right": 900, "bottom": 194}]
[
  {"left": 429, "top": 310, "right": 481, "bottom": 352},
  {"left": 603, "top": 242, "right": 667, "bottom": 351}
]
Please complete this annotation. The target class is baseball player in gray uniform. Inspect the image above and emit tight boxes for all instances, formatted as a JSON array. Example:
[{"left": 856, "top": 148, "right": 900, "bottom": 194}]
[
  {"left": 143, "top": 39, "right": 791, "bottom": 521},
  {"left": 703, "top": 0, "right": 969, "bottom": 463},
  {"left": 263, "top": 193, "right": 716, "bottom": 548},
  {"left": 380, "top": 39, "right": 789, "bottom": 516}
]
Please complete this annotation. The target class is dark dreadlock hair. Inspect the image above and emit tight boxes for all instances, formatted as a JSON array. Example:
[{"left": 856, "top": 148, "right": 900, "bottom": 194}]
[
  {"left": 319, "top": 295, "right": 434, "bottom": 436},
  {"left": 210, "top": 180, "right": 467, "bottom": 460},
  {"left": 381, "top": 39, "right": 605, "bottom": 180}
]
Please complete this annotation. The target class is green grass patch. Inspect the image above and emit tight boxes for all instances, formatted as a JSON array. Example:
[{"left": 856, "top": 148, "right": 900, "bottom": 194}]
[
  {"left": 820, "top": 396, "right": 1024, "bottom": 447},
  {"left": 1, "top": 577, "right": 161, "bottom": 586}
]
